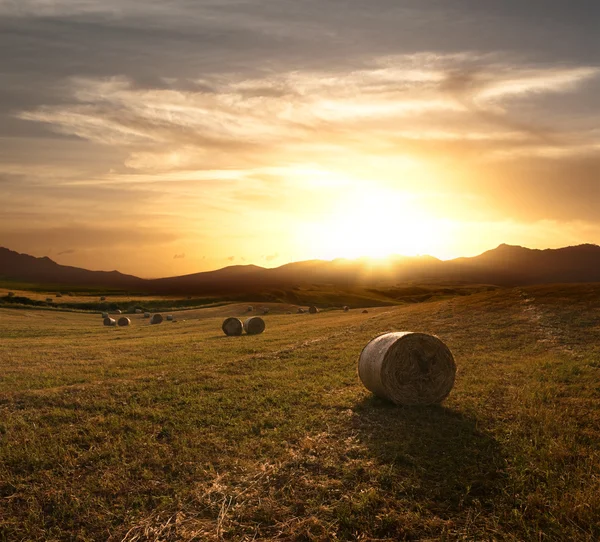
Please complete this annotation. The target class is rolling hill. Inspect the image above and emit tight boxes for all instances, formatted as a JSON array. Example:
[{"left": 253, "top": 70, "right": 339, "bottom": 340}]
[{"left": 1, "top": 244, "right": 600, "bottom": 294}]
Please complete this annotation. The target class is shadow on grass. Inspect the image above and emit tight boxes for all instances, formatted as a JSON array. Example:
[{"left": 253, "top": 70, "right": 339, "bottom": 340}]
[{"left": 352, "top": 396, "right": 507, "bottom": 515}]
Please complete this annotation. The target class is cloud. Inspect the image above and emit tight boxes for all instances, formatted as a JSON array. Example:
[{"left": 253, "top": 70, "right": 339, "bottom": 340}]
[{"left": 57, "top": 248, "right": 76, "bottom": 256}]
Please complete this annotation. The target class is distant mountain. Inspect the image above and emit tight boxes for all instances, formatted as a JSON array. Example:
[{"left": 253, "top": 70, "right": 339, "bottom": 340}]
[
  {"left": 0, "top": 247, "right": 142, "bottom": 289},
  {"left": 1, "top": 244, "right": 600, "bottom": 293}
]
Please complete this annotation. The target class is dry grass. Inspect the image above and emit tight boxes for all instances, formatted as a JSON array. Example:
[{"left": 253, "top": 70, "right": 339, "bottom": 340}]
[{"left": 1, "top": 285, "right": 600, "bottom": 540}]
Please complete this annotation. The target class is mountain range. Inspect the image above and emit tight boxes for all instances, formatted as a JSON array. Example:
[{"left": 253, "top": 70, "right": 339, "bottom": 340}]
[{"left": 1, "top": 244, "right": 600, "bottom": 294}]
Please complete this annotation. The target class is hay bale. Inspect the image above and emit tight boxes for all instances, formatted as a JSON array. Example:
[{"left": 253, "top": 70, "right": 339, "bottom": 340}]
[
  {"left": 103, "top": 317, "right": 116, "bottom": 326},
  {"left": 286, "top": 311, "right": 292, "bottom": 314},
  {"left": 118, "top": 317, "right": 131, "bottom": 327},
  {"left": 343, "top": 306, "right": 350, "bottom": 312},
  {"left": 56, "top": 293, "right": 62, "bottom": 298},
  {"left": 46, "top": 298, "right": 53, "bottom": 303},
  {"left": 362, "top": 309, "right": 369, "bottom": 314},
  {"left": 135, "top": 309, "right": 142, "bottom": 314},
  {"left": 114, "top": 309, "right": 122, "bottom": 315},
  {"left": 101, "top": 312, "right": 109, "bottom": 318},
  {"left": 7, "top": 292, "right": 14, "bottom": 297},
  {"left": 247, "top": 306, "right": 253, "bottom": 312},
  {"left": 150, "top": 314, "right": 163, "bottom": 325},
  {"left": 244, "top": 316, "right": 266, "bottom": 335},
  {"left": 100, "top": 296, "right": 106, "bottom": 301},
  {"left": 297, "top": 308, "right": 305, "bottom": 314},
  {"left": 262, "top": 307, "right": 270, "bottom": 315},
  {"left": 358, "top": 332, "right": 456, "bottom": 406},
  {"left": 166, "top": 315, "right": 173, "bottom": 321},
  {"left": 222, "top": 317, "right": 243, "bottom": 336},
  {"left": 144, "top": 312, "right": 150, "bottom": 318},
  {"left": 308, "top": 306, "right": 319, "bottom": 314}
]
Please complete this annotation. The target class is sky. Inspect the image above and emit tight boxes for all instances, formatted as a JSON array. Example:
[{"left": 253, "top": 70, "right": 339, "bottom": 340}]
[{"left": 0, "top": 0, "right": 599, "bottom": 277}]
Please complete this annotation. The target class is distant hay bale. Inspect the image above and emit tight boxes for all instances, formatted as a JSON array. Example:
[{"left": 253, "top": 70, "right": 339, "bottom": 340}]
[
  {"left": 100, "top": 296, "right": 106, "bottom": 301},
  {"left": 308, "top": 306, "right": 319, "bottom": 314},
  {"left": 103, "top": 317, "right": 116, "bottom": 326},
  {"left": 56, "top": 293, "right": 62, "bottom": 298},
  {"left": 150, "top": 314, "right": 163, "bottom": 325},
  {"left": 247, "top": 306, "right": 254, "bottom": 312},
  {"left": 343, "top": 306, "right": 350, "bottom": 312},
  {"left": 286, "top": 311, "right": 292, "bottom": 314},
  {"left": 362, "top": 309, "right": 369, "bottom": 314},
  {"left": 46, "top": 298, "right": 53, "bottom": 303},
  {"left": 144, "top": 312, "right": 150, "bottom": 318},
  {"left": 114, "top": 309, "right": 122, "bottom": 315},
  {"left": 262, "top": 307, "right": 270, "bottom": 315},
  {"left": 222, "top": 317, "right": 243, "bottom": 336},
  {"left": 118, "top": 317, "right": 131, "bottom": 327},
  {"left": 244, "top": 316, "right": 266, "bottom": 335},
  {"left": 7, "top": 292, "right": 14, "bottom": 297},
  {"left": 135, "top": 309, "right": 142, "bottom": 314},
  {"left": 67, "top": 292, "right": 73, "bottom": 296},
  {"left": 101, "top": 312, "right": 108, "bottom": 318},
  {"left": 358, "top": 332, "right": 456, "bottom": 406},
  {"left": 167, "top": 315, "right": 173, "bottom": 321},
  {"left": 297, "top": 308, "right": 305, "bottom": 314}
]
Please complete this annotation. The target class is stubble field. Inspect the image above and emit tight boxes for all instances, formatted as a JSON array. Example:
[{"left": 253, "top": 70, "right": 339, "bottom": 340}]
[{"left": 1, "top": 285, "right": 600, "bottom": 541}]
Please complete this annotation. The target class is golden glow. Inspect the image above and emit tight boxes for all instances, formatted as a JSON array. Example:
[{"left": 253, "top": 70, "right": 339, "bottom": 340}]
[{"left": 302, "top": 184, "right": 443, "bottom": 261}]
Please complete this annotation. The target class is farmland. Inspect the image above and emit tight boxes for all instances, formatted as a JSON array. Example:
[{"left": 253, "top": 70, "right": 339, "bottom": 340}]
[{"left": 1, "top": 285, "right": 600, "bottom": 540}]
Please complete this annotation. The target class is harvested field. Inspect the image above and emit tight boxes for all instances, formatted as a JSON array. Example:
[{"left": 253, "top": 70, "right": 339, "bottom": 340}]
[{"left": 1, "top": 285, "right": 600, "bottom": 540}]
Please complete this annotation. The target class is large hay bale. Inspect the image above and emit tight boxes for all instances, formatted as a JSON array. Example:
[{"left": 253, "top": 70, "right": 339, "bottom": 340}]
[
  {"left": 358, "top": 332, "right": 456, "bottom": 406},
  {"left": 166, "top": 315, "right": 173, "bottom": 321},
  {"left": 150, "top": 314, "right": 163, "bottom": 325},
  {"left": 244, "top": 316, "right": 266, "bottom": 335},
  {"left": 308, "top": 306, "right": 319, "bottom": 314},
  {"left": 118, "top": 317, "right": 131, "bottom": 327},
  {"left": 362, "top": 309, "right": 369, "bottom": 314},
  {"left": 343, "top": 306, "right": 350, "bottom": 312},
  {"left": 222, "top": 317, "right": 243, "bottom": 336},
  {"left": 101, "top": 312, "right": 109, "bottom": 318},
  {"left": 144, "top": 312, "right": 150, "bottom": 318},
  {"left": 103, "top": 317, "right": 116, "bottom": 326}
]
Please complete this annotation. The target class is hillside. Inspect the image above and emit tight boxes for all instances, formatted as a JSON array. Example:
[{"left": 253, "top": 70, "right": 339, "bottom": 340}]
[{"left": 2, "top": 244, "right": 600, "bottom": 294}]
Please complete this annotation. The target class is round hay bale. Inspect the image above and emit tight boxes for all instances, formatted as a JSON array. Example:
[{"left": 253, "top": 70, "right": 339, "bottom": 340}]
[
  {"left": 144, "top": 312, "right": 150, "bottom": 318},
  {"left": 100, "top": 296, "right": 106, "bottom": 301},
  {"left": 286, "top": 311, "right": 292, "bottom": 314},
  {"left": 166, "top": 315, "right": 173, "bottom": 321},
  {"left": 362, "top": 309, "right": 369, "bottom": 314},
  {"left": 247, "top": 306, "right": 253, "bottom": 312},
  {"left": 343, "top": 306, "right": 350, "bottom": 312},
  {"left": 103, "top": 317, "right": 116, "bottom": 326},
  {"left": 244, "top": 316, "right": 265, "bottom": 335},
  {"left": 262, "top": 307, "right": 270, "bottom": 315},
  {"left": 101, "top": 312, "right": 109, "bottom": 318},
  {"left": 7, "top": 292, "right": 14, "bottom": 297},
  {"left": 56, "top": 293, "right": 62, "bottom": 298},
  {"left": 118, "top": 317, "right": 131, "bottom": 327},
  {"left": 222, "top": 317, "right": 243, "bottom": 336},
  {"left": 114, "top": 309, "right": 122, "bottom": 315},
  {"left": 297, "top": 308, "right": 305, "bottom": 314},
  {"left": 308, "top": 306, "right": 319, "bottom": 314},
  {"left": 150, "top": 314, "right": 163, "bottom": 325},
  {"left": 358, "top": 332, "right": 456, "bottom": 406},
  {"left": 46, "top": 298, "right": 53, "bottom": 303}
]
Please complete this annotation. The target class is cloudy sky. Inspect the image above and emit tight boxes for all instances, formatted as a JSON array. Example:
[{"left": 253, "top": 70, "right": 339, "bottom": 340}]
[{"left": 1, "top": 0, "right": 599, "bottom": 277}]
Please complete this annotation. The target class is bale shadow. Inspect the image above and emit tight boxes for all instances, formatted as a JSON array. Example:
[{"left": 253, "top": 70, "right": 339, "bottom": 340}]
[{"left": 352, "top": 396, "right": 506, "bottom": 515}]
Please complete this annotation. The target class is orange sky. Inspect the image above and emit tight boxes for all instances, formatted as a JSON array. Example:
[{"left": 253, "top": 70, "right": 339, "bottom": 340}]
[{"left": 0, "top": 1, "right": 599, "bottom": 277}]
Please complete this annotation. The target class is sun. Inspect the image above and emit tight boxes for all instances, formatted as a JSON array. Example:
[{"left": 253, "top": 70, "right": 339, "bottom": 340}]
[{"left": 305, "top": 186, "right": 440, "bottom": 260}]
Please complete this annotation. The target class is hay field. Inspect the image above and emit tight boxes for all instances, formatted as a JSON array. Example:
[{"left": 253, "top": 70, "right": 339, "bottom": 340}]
[{"left": 1, "top": 285, "right": 600, "bottom": 540}]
